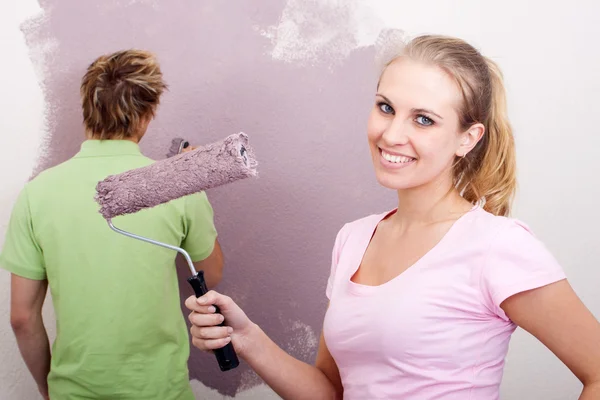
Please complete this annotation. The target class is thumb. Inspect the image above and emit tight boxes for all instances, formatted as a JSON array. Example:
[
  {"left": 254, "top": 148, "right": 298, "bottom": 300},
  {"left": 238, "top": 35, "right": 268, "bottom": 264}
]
[
  {"left": 196, "top": 290, "right": 252, "bottom": 330},
  {"left": 196, "top": 290, "right": 237, "bottom": 313}
]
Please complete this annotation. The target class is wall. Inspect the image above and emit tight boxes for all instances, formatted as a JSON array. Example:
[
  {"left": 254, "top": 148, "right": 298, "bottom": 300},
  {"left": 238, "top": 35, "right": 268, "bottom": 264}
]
[
  {"left": 1, "top": 0, "right": 599, "bottom": 399},
  {"left": 1, "top": 2, "right": 57, "bottom": 399}
]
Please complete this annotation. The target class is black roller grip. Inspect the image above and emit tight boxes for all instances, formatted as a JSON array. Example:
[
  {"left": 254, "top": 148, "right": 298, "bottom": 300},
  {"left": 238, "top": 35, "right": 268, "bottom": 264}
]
[{"left": 187, "top": 272, "right": 240, "bottom": 371}]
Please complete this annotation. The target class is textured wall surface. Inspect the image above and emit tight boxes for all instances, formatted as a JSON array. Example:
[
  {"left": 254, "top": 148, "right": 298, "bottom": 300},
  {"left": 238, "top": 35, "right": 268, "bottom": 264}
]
[
  {"left": 3, "top": 0, "right": 394, "bottom": 398},
  {"left": 2, "top": 0, "right": 600, "bottom": 399},
  {"left": 1, "top": 2, "right": 57, "bottom": 399}
]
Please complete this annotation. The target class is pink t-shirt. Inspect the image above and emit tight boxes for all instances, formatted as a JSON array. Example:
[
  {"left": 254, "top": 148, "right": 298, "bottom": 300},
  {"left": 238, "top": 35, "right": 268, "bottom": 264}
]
[{"left": 323, "top": 205, "right": 566, "bottom": 400}]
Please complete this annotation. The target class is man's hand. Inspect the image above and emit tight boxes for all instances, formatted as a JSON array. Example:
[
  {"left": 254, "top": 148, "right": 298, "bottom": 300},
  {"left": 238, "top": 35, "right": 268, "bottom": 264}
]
[{"left": 181, "top": 145, "right": 197, "bottom": 153}]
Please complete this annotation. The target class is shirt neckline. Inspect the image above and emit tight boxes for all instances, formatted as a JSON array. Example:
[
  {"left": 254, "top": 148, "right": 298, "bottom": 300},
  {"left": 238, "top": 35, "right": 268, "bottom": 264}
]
[
  {"left": 347, "top": 203, "right": 481, "bottom": 295},
  {"left": 73, "top": 139, "right": 143, "bottom": 158}
]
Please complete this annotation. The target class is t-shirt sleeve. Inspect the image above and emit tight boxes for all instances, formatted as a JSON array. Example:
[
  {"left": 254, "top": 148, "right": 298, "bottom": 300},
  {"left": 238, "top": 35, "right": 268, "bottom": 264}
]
[
  {"left": 180, "top": 192, "right": 218, "bottom": 262},
  {"left": 0, "top": 187, "right": 46, "bottom": 280},
  {"left": 481, "top": 219, "right": 567, "bottom": 321},
  {"left": 326, "top": 223, "right": 350, "bottom": 300}
]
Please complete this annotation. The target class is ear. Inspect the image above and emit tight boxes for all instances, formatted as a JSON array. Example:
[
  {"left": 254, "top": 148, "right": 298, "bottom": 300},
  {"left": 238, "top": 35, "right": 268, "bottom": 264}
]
[
  {"left": 456, "top": 123, "right": 484, "bottom": 157},
  {"left": 134, "top": 113, "right": 154, "bottom": 142}
]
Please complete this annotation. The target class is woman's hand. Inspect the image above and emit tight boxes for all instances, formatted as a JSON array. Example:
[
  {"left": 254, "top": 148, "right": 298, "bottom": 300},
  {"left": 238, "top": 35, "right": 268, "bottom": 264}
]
[
  {"left": 185, "top": 290, "right": 256, "bottom": 358},
  {"left": 186, "top": 291, "right": 340, "bottom": 400}
]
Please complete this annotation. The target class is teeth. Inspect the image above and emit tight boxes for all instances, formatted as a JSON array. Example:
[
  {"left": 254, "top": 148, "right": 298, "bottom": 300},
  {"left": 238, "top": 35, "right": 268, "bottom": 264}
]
[{"left": 382, "top": 151, "right": 414, "bottom": 163}]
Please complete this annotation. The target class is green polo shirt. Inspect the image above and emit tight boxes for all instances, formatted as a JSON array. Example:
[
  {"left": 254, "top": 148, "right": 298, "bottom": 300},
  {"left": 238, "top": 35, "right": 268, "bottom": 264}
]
[{"left": 0, "top": 139, "right": 218, "bottom": 399}]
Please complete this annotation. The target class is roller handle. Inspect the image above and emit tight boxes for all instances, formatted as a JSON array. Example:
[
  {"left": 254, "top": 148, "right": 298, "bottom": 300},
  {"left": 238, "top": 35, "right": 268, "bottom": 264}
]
[{"left": 187, "top": 272, "right": 240, "bottom": 371}]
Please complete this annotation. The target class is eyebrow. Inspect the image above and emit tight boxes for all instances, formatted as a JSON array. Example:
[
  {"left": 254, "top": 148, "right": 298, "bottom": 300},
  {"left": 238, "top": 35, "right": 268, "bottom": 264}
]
[{"left": 375, "top": 93, "right": 444, "bottom": 120}]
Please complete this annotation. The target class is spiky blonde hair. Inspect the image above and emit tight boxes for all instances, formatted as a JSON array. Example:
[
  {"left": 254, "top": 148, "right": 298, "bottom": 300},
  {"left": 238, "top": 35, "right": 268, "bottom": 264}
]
[{"left": 80, "top": 49, "right": 167, "bottom": 140}]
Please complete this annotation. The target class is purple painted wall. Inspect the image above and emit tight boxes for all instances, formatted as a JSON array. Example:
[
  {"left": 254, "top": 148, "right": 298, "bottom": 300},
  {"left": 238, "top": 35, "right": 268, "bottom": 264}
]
[{"left": 24, "top": 0, "right": 395, "bottom": 394}]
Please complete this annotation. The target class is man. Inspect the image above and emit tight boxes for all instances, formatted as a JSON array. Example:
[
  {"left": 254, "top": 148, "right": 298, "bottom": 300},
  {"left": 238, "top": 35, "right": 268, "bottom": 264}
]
[{"left": 0, "top": 49, "right": 223, "bottom": 399}]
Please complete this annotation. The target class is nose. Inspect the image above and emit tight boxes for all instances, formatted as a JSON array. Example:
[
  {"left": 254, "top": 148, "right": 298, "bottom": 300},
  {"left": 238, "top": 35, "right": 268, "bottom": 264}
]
[{"left": 381, "top": 118, "right": 410, "bottom": 146}]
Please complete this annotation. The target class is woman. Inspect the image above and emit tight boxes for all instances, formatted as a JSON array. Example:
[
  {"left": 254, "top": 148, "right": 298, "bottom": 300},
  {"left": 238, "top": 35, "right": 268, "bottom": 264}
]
[{"left": 184, "top": 35, "right": 600, "bottom": 399}]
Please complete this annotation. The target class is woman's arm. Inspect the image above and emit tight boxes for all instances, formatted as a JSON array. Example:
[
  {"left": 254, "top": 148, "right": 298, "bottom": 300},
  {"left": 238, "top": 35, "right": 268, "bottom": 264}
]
[
  {"left": 241, "top": 324, "right": 342, "bottom": 400},
  {"left": 185, "top": 291, "right": 342, "bottom": 400},
  {"left": 315, "top": 330, "right": 344, "bottom": 396},
  {"left": 501, "top": 279, "right": 600, "bottom": 399}
]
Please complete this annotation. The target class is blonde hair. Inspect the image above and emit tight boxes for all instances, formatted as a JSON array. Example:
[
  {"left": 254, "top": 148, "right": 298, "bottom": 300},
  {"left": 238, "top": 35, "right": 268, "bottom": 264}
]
[
  {"left": 80, "top": 49, "right": 167, "bottom": 140},
  {"left": 384, "top": 35, "right": 516, "bottom": 217}
]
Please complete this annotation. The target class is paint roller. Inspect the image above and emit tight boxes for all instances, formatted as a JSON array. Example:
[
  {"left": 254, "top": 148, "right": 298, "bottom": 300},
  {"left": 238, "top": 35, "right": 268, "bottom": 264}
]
[
  {"left": 166, "top": 137, "right": 190, "bottom": 158},
  {"left": 94, "top": 132, "right": 258, "bottom": 372}
]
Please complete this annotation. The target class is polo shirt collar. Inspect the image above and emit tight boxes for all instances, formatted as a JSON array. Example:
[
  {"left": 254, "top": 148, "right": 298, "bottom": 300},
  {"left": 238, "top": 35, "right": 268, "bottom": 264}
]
[{"left": 74, "top": 139, "right": 142, "bottom": 158}]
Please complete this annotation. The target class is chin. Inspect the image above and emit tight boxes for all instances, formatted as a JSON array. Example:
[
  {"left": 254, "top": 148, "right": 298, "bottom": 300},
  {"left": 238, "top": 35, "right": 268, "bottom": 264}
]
[{"left": 374, "top": 171, "right": 417, "bottom": 191}]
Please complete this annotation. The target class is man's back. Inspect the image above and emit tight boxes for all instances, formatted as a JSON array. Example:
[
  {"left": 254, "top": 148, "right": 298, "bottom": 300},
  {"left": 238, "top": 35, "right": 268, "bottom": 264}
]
[{"left": 1, "top": 139, "right": 217, "bottom": 399}]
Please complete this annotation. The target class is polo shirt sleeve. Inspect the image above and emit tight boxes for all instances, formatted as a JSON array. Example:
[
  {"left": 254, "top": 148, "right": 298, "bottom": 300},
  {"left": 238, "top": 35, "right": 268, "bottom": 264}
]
[
  {"left": 0, "top": 187, "right": 46, "bottom": 280},
  {"left": 180, "top": 191, "right": 218, "bottom": 262},
  {"left": 480, "top": 219, "right": 567, "bottom": 321}
]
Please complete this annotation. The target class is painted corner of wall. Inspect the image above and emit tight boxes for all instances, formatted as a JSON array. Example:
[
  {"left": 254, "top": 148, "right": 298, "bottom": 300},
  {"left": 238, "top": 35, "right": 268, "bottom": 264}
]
[
  {"left": 1, "top": 0, "right": 50, "bottom": 205},
  {"left": 0, "top": 2, "right": 55, "bottom": 399}
]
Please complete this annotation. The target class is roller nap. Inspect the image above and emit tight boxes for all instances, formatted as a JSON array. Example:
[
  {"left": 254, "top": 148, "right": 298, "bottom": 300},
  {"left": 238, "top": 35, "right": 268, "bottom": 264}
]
[{"left": 95, "top": 132, "right": 257, "bottom": 219}]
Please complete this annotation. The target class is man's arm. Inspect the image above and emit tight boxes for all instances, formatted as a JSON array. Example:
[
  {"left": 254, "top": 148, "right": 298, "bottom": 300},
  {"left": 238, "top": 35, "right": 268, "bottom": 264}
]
[
  {"left": 10, "top": 274, "right": 51, "bottom": 399},
  {"left": 0, "top": 187, "right": 49, "bottom": 398},
  {"left": 181, "top": 191, "right": 223, "bottom": 289},
  {"left": 193, "top": 238, "right": 224, "bottom": 288}
]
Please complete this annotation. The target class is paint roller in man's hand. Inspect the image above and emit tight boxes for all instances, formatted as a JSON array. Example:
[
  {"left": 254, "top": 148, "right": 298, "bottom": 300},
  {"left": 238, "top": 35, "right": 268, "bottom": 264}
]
[
  {"left": 166, "top": 137, "right": 190, "bottom": 158},
  {"left": 94, "top": 132, "right": 258, "bottom": 372}
]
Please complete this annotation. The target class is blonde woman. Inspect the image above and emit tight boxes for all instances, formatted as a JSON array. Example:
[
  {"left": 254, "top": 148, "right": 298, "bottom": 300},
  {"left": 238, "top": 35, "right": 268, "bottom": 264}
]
[{"left": 185, "top": 35, "right": 600, "bottom": 399}]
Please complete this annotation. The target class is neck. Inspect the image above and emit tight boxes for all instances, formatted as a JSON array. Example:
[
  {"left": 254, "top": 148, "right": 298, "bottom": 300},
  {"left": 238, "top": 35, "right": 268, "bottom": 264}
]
[
  {"left": 126, "top": 136, "right": 140, "bottom": 144},
  {"left": 392, "top": 175, "right": 470, "bottom": 228},
  {"left": 86, "top": 133, "right": 142, "bottom": 143}
]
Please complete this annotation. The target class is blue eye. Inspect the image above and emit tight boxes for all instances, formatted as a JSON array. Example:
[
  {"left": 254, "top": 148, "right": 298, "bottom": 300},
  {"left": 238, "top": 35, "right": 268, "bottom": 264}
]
[
  {"left": 415, "top": 115, "right": 434, "bottom": 126},
  {"left": 378, "top": 102, "right": 394, "bottom": 115}
]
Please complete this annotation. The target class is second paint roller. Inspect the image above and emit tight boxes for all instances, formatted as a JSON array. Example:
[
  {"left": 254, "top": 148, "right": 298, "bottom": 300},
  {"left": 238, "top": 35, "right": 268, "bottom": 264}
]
[{"left": 95, "top": 132, "right": 258, "bottom": 371}]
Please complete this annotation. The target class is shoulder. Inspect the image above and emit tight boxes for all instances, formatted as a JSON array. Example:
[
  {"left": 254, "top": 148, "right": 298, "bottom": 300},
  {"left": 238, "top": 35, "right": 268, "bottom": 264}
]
[
  {"left": 464, "top": 207, "right": 542, "bottom": 248},
  {"left": 26, "top": 160, "right": 70, "bottom": 187},
  {"left": 475, "top": 208, "right": 566, "bottom": 315},
  {"left": 464, "top": 207, "right": 564, "bottom": 282},
  {"left": 18, "top": 166, "right": 64, "bottom": 207},
  {"left": 329, "top": 209, "right": 393, "bottom": 262},
  {"left": 469, "top": 208, "right": 548, "bottom": 254},
  {"left": 334, "top": 209, "right": 392, "bottom": 243},
  {"left": 182, "top": 191, "right": 211, "bottom": 210},
  {"left": 138, "top": 154, "right": 156, "bottom": 165},
  {"left": 326, "top": 210, "right": 390, "bottom": 297}
]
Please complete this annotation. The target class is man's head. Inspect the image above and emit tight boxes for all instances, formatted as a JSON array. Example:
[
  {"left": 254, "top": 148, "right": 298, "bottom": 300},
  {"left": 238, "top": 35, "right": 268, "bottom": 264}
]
[{"left": 80, "top": 49, "right": 167, "bottom": 141}]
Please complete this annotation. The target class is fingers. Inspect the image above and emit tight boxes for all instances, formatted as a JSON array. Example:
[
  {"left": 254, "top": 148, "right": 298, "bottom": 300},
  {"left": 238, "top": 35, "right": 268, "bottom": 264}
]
[
  {"left": 197, "top": 290, "right": 234, "bottom": 310},
  {"left": 188, "top": 310, "right": 224, "bottom": 327},
  {"left": 189, "top": 319, "right": 234, "bottom": 352},
  {"left": 185, "top": 294, "right": 217, "bottom": 313},
  {"left": 185, "top": 290, "right": 235, "bottom": 313},
  {"left": 181, "top": 145, "right": 197, "bottom": 153},
  {"left": 192, "top": 336, "right": 231, "bottom": 351},
  {"left": 184, "top": 299, "right": 216, "bottom": 314},
  {"left": 190, "top": 325, "right": 233, "bottom": 340}
]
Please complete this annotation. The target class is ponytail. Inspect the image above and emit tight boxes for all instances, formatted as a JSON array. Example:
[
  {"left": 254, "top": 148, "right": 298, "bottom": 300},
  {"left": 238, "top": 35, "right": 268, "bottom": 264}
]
[{"left": 461, "top": 59, "right": 517, "bottom": 217}]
